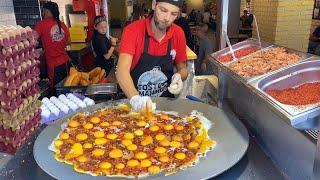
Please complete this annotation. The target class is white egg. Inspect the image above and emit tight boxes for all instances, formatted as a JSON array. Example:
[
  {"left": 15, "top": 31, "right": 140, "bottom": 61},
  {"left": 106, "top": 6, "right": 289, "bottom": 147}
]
[
  {"left": 40, "top": 105, "right": 48, "bottom": 111},
  {"left": 58, "top": 95, "right": 66, "bottom": 100},
  {"left": 50, "top": 107, "right": 60, "bottom": 117},
  {"left": 83, "top": 98, "right": 92, "bottom": 105},
  {"left": 69, "top": 103, "right": 78, "bottom": 111},
  {"left": 77, "top": 101, "right": 86, "bottom": 109},
  {"left": 55, "top": 103, "right": 63, "bottom": 108},
  {"left": 41, "top": 97, "right": 50, "bottom": 103},
  {"left": 60, "top": 105, "right": 69, "bottom": 114},
  {"left": 46, "top": 103, "right": 56, "bottom": 108},
  {"left": 66, "top": 93, "right": 75, "bottom": 99},
  {"left": 49, "top": 96, "right": 58, "bottom": 101},
  {"left": 41, "top": 109, "right": 51, "bottom": 119}
]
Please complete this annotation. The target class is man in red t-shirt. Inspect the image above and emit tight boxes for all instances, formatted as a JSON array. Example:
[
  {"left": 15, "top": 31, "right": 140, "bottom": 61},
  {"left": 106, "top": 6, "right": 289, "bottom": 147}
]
[
  {"left": 35, "top": 2, "right": 70, "bottom": 88},
  {"left": 117, "top": 0, "right": 188, "bottom": 112}
]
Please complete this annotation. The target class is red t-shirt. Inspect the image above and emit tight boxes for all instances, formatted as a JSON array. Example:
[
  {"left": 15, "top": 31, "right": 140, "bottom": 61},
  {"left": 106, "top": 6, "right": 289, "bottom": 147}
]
[
  {"left": 35, "top": 18, "right": 70, "bottom": 67},
  {"left": 120, "top": 17, "right": 187, "bottom": 71}
]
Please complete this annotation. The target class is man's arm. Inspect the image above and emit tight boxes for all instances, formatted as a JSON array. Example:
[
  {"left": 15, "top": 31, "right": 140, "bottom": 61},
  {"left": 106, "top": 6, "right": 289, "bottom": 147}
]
[
  {"left": 104, "top": 37, "right": 117, "bottom": 59},
  {"left": 176, "top": 61, "right": 188, "bottom": 80},
  {"left": 310, "top": 34, "right": 320, "bottom": 42},
  {"left": 310, "top": 28, "right": 320, "bottom": 41},
  {"left": 203, "top": 40, "right": 213, "bottom": 64},
  {"left": 201, "top": 53, "right": 210, "bottom": 64},
  {"left": 103, "top": 46, "right": 115, "bottom": 59},
  {"left": 116, "top": 53, "right": 139, "bottom": 99}
]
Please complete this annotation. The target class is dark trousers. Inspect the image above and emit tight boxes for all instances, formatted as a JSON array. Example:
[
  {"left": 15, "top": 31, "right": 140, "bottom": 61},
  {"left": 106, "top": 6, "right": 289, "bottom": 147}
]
[
  {"left": 54, "top": 62, "right": 70, "bottom": 86},
  {"left": 96, "top": 58, "right": 114, "bottom": 76}
]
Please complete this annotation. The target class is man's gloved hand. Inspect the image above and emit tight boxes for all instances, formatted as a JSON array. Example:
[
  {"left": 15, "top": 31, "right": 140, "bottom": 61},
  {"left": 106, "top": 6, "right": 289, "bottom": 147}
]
[
  {"left": 168, "top": 73, "right": 183, "bottom": 95},
  {"left": 129, "top": 95, "right": 153, "bottom": 112}
]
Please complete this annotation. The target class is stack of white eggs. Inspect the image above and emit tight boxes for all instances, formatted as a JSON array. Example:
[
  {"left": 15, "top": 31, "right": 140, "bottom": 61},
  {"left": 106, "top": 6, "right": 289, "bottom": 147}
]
[{"left": 41, "top": 94, "right": 95, "bottom": 123}]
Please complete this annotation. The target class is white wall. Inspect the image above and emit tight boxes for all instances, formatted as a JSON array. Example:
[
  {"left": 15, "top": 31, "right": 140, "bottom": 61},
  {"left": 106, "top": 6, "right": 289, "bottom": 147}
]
[{"left": 0, "top": 0, "right": 16, "bottom": 26}]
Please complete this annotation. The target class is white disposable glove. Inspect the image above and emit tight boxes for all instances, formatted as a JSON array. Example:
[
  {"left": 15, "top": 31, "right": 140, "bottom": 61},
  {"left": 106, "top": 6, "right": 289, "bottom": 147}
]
[
  {"left": 130, "top": 95, "right": 153, "bottom": 112},
  {"left": 168, "top": 73, "right": 183, "bottom": 95}
]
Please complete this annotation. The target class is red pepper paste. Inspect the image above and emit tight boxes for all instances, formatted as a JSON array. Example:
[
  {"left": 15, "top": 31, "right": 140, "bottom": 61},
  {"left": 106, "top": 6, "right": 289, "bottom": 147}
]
[
  {"left": 266, "top": 82, "right": 320, "bottom": 105},
  {"left": 217, "top": 47, "right": 258, "bottom": 62}
]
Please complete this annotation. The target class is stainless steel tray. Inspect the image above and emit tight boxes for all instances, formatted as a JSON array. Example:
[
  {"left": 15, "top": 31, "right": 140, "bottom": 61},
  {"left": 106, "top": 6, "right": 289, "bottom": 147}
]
[
  {"left": 211, "top": 38, "right": 272, "bottom": 65},
  {"left": 33, "top": 98, "right": 249, "bottom": 180},
  {"left": 85, "top": 83, "right": 117, "bottom": 95},
  {"left": 228, "top": 45, "right": 313, "bottom": 83},
  {"left": 250, "top": 59, "right": 320, "bottom": 125}
]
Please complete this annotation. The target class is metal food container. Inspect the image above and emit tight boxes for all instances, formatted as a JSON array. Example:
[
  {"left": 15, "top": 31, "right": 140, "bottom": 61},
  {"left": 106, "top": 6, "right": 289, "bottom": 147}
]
[
  {"left": 85, "top": 83, "right": 117, "bottom": 95},
  {"left": 85, "top": 83, "right": 119, "bottom": 102},
  {"left": 227, "top": 45, "right": 313, "bottom": 83},
  {"left": 250, "top": 59, "right": 320, "bottom": 126},
  {"left": 211, "top": 38, "right": 272, "bottom": 65},
  {"left": 214, "top": 40, "right": 320, "bottom": 179}
]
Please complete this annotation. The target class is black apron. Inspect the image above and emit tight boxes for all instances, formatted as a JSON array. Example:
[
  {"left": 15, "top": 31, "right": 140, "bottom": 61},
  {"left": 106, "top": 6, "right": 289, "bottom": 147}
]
[{"left": 131, "top": 33, "right": 174, "bottom": 98}]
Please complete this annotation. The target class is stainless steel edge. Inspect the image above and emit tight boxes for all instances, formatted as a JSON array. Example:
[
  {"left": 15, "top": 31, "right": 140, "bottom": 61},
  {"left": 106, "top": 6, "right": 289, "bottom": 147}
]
[{"left": 211, "top": 38, "right": 273, "bottom": 66}]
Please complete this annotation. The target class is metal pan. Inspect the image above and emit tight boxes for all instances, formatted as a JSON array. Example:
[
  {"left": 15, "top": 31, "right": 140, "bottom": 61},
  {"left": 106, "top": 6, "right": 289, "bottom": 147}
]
[
  {"left": 85, "top": 83, "right": 117, "bottom": 95},
  {"left": 228, "top": 45, "right": 313, "bottom": 83},
  {"left": 211, "top": 38, "right": 272, "bottom": 66},
  {"left": 33, "top": 98, "right": 249, "bottom": 180},
  {"left": 250, "top": 59, "right": 320, "bottom": 125}
]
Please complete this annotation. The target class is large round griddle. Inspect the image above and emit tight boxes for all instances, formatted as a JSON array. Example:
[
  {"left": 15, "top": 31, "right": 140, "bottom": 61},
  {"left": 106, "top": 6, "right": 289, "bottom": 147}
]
[{"left": 34, "top": 98, "right": 249, "bottom": 180}]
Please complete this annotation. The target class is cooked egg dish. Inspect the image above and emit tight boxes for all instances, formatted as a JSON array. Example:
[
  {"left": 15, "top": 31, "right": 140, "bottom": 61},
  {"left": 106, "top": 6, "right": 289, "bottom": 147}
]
[{"left": 50, "top": 104, "right": 216, "bottom": 178}]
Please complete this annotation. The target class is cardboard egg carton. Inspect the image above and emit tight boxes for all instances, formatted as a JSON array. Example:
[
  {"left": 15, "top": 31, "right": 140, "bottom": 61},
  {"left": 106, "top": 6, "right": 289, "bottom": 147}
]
[
  {"left": 0, "top": 51, "right": 39, "bottom": 70},
  {"left": 0, "top": 25, "right": 37, "bottom": 48},
  {"left": 0, "top": 77, "right": 40, "bottom": 101},
  {"left": 0, "top": 110, "right": 41, "bottom": 137},
  {"left": 1, "top": 104, "right": 40, "bottom": 130},
  {"left": 0, "top": 58, "right": 40, "bottom": 85},
  {"left": 0, "top": 100, "right": 41, "bottom": 124},
  {"left": 0, "top": 114, "right": 40, "bottom": 154},
  {"left": 0, "top": 93, "right": 40, "bottom": 115},
  {"left": 0, "top": 90, "right": 40, "bottom": 112}
]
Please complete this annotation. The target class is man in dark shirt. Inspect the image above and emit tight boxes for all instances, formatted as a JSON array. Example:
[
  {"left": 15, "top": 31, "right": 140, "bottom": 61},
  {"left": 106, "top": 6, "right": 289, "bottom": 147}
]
[
  {"left": 240, "top": 10, "right": 253, "bottom": 28},
  {"left": 195, "top": 23, "right": 213, "bottom": 75},
  {"left": 308, "top": 26, "right": 320, "bottom": 55},
  {"left": 174, "top": 13, "right": 193, "bottom": 49},
  {"left": 91, "top": 16, "right": 117, "bottom": 76}
]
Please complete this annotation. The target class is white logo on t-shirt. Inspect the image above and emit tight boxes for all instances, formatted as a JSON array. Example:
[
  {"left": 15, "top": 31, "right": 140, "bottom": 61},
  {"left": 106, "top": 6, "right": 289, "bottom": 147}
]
[
  {"left": 170, "top": 49, "right": 176, "bottom": 60},
  {"left": 137, "top": 66, "right": 168, "bottom": 97},
  {"left": 50, "top": 24, "right": 65, "bottom": 42}
]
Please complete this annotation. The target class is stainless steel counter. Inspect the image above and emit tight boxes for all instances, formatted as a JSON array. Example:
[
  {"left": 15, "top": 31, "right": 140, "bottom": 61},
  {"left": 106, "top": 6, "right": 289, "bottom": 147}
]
[{"left": 210, "top": 40, "right": 319, "bottom": 179}]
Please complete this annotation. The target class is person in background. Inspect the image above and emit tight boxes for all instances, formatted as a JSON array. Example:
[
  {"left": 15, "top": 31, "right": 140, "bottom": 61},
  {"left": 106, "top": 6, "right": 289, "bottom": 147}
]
[
  {"left": 117, "top": 0, "right": 188, "bottom": 112},
  {"left": 133, "top": 4, "right": 145, "bottom": 21},
  {"left": 240, "top": 10, "right": 253, "bottom": 28},
  {"left": 142, "top": 3, "right": 149, "bottom": 17},
  {"left": 35, "top": 2, "right": 70, "bottom": 89},
  {"left": 202, "top": 9, "right": 211, "bottom": 25},
  {"left": 195, "top": 23, "right": 213, "bottom": 75},
  {"left": 174, "top": 13, "right": 193, "bottom": 49},
  {"left": 189, "top": 9, "right": 196, "bottom": 23},
  {"left": 308, "top": 26, "right": 320, "bottom": 55},
  {"left": 196, "top": 10, "right": 202, "bottom": 24},
  {"left": 125, "top": 12, "right": 134, "bottom": 27},
  {"left": 128, "top": 12, "right": 134, "bottom": 23},
  {"left": 91, "top": 16, "right": 117, "bottom": 76}
]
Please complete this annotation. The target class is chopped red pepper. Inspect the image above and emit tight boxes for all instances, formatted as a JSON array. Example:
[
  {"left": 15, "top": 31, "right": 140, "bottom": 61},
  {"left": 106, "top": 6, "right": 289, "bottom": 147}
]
[
  {"left": 217, "top": 47, "right": 258, "bottom": 62},
  {"left": 266, "top": 82, "right": 320, "bottom": 105}
]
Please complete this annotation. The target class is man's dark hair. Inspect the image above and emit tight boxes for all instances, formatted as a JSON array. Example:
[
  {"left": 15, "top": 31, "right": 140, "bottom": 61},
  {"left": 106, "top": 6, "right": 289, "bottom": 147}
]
[{"left": 94, "top": 15, "right": 106, "bottom": 27}]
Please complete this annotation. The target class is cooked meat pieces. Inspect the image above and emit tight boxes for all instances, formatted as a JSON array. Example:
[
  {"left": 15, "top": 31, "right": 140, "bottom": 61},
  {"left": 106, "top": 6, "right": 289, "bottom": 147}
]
[{"left": 230, "top": 47, "right": 301, "bottom": 78}]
